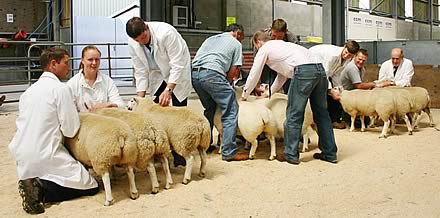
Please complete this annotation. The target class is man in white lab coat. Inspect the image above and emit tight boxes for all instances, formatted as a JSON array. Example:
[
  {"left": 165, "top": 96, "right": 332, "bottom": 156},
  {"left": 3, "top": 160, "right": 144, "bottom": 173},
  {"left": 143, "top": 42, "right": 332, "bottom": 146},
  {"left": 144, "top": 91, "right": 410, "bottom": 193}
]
[
  {"left": 378, "top": 48, "right": 414, "bottom": 87},
  {"left": 309, "top": 40, "right": 360, "bottom": 129},
  {"left": 8, "top": 48, "right": 98, "bottom": 214},
  {"left": 126, "top": 17, "right": 192, "bottom": 167}
]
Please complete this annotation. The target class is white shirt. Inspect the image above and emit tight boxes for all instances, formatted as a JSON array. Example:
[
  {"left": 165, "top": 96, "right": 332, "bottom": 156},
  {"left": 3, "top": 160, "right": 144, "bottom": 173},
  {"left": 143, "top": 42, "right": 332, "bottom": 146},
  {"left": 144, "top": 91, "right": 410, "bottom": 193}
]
[
  {"left": 243, "top": 40, "right": 316, "bottom": 98},
  {"left": 9, "top": 72, "right": 98, "bottom": 190},
  {"left": 67, "top": 70, "right": 125, "bottom": 112},
  {"left": 128, "top": 21, "right": 192, "bottom": 102},
  {"left": 309, "top": 44, "right": 350, "bottom": 88},
  {"left": 378, "top": 58, "right": 414, "bottom": 87}
]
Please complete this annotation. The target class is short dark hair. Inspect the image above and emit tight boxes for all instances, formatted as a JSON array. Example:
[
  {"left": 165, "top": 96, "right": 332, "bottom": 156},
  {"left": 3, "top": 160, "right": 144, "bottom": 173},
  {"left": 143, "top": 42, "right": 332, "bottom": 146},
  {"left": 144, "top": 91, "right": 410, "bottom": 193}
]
[
  {"left": 345, "top": 40, "right": 360, "bottom": 54},
  {"left": 225, "top": 23, "right": 244, "bottom": 32},
  {"left": 126, "top": 17, "right": 147, "bottom": 39},
  {"left": 40, "top": 47, "right": 69, "bottom": 70},
  {"left": 357, "top": 48, "right": 368, "bottom": 57},
  {"left": 271, "top": 19, "right": 287, "bottom": 32}
]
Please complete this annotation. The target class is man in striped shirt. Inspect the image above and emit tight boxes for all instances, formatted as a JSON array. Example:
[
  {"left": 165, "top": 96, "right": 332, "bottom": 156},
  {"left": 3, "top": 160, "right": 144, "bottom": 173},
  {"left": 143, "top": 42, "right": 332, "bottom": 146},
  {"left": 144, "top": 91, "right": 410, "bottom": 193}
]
[{"left": 191, "top": 24, "right": 248, "bottom": 162}]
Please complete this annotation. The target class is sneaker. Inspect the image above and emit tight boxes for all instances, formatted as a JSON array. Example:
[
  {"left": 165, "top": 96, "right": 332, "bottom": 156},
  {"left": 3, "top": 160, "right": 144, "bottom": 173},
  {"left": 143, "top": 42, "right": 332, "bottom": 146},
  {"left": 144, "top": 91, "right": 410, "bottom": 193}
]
[
  {"left": 313, "top": 153, "right": 338, "bottom": 164},
  {"left": 332, "top": 121, "right": 346, "bottom": 129},
  {"left": 18, "top": 178, "right": 45, "bottom": 214}
]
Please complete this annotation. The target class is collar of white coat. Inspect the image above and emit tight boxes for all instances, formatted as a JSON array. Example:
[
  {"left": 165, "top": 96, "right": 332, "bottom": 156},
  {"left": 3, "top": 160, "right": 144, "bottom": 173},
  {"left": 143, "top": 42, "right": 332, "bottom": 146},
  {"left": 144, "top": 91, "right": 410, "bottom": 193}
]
[
  {"left": 78, "top": 69, "right": 103, "bottom": 89},
  {"left": 40, "top": 71, "right": 61, "bottom": 82}
]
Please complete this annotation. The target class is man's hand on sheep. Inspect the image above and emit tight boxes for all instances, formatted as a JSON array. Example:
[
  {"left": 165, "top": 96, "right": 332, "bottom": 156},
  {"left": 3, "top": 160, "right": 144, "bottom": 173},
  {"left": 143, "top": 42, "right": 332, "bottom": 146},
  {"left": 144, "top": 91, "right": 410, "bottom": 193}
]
[
  {"left": 328, "top": 88, "right": 341, "bottom": 101},
  {"left": 86, "top": 102, "right": 117, "bottom": 112}
]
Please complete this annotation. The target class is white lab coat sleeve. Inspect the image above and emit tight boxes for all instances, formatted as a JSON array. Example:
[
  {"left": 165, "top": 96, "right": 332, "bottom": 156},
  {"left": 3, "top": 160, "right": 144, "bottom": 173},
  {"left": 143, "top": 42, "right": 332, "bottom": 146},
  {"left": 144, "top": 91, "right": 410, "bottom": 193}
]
[
  {"left": 107, "top": 78, "right": 125, "bottom": 108},
  {"left": 163, "top": 29, "right": 189, "bottom": 85},
  {"left": 56, "top": 85, "right": 80, "bottom": 138},
  {"left": 243, "top": 49, "right": 268, "bottom": 99},
  {"left": 396, "top": 61, "right": 414, "bottom": 87},
  {"left": 378, "top": 63, "right": 388, "bottom": 81},
  {"left": 128, "top": 44, "right": 149, "bottom": 92}
]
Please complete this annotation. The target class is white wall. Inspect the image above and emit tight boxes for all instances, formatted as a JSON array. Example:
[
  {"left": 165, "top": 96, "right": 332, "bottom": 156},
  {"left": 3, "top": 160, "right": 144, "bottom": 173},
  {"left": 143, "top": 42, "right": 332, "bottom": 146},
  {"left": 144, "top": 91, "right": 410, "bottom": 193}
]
[{"left": 347, "top": 12, "right": 396, "bottom": 41}]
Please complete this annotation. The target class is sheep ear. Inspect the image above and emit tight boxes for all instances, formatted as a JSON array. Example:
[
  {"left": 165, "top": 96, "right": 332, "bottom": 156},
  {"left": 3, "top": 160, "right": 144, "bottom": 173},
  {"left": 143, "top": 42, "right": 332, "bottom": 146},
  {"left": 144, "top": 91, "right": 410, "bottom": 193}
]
[{"left": 133, "top": 97, "right": 138, "bottom": 103}]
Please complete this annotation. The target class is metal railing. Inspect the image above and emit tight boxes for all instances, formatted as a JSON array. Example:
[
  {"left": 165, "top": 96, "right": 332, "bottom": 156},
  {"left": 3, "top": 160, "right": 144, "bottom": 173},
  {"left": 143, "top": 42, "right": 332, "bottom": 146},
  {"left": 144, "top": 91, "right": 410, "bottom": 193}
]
[{"left": 0, "top": 41, "right": 136, "bottom": 104}]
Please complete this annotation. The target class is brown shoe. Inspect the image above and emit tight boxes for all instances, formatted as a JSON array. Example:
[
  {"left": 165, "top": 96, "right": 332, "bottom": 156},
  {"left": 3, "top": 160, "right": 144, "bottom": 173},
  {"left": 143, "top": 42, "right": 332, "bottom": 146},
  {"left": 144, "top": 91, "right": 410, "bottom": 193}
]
[
  {"left": 276, "top": 153, "right": 300, "bottom": 165},
  {"left": 332, "top": 121, "right": 346, "bottom": 129},
  {"left": 224, "top": 152, "right": 249, "bottom": 162}
]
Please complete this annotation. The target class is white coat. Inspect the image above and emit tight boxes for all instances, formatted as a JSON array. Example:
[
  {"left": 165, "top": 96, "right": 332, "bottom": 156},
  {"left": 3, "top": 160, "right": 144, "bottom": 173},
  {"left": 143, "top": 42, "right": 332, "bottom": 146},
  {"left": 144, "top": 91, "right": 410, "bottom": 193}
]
[
  {"left": 378, "top": 58, "right": 414, "bottom": 87},
  {"left": 127, "top": 21, "right": 192, "bottom": 102},
  {"left": 8, "top": 72, "right": 98, "bottom": 189}
]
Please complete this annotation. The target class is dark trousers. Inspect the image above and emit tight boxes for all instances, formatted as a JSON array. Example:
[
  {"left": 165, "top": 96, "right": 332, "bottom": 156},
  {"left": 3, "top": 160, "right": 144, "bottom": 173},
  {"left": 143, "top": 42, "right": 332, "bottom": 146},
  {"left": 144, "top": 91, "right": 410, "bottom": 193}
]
[
  {"left": 153, "top": 81, "right": 187, "bottom": 106},
  {"left": 41, "top": 179, "right": 99, "bottom": 203},
  {"left": 153, "top": 81, "right": 187, "bottom": 164},
  {"left": 327, "top": 95, "right": 343, "bottom": 123},
  {"left": 261, "top": 65, "right": 291, "bottom": 94}
]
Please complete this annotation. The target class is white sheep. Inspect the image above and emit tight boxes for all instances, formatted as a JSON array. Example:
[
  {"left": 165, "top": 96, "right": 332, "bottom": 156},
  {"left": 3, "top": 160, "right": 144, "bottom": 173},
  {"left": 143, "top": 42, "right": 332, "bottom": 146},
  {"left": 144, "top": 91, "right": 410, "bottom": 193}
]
[
  {"left": 65, "top": 112, "right": 138, "bottom": 206},
  {"left": 257, "top": 93, "right": 315, "bottom": 153},
  {"left": 95, "top": 108, "right": 172, "bottom": 193},
  {"left": 127, "top": 97, "right": 210, "bottom": 185},
  {"left": 340, "top": 89, "right": 396, "bottom": 138},
  {"left": 404, "top": 86, "right": 434, "bottom": 128},
  {"left": 383, "top": 87, "right": 415, "bottom": 135},
  {"left": 214, "top": 99, "right": 278, "bottom": 160}
]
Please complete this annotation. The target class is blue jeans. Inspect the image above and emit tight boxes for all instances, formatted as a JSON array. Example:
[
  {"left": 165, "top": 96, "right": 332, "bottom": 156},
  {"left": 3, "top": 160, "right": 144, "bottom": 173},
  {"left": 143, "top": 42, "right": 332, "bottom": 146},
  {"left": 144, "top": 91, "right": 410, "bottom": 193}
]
[
  {"left": 191, "top": 68, "right": 239, "bottom": 160},
  {"left": 284, "top": 63, "right": 338, "bottom": 161}
]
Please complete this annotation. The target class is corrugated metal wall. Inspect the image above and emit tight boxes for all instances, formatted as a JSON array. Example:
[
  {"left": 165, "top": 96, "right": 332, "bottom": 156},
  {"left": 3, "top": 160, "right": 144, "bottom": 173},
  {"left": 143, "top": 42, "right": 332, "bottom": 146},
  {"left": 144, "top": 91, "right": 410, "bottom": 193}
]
[{"left": 73, "top": 0, "right": 139, "bottom": 17}]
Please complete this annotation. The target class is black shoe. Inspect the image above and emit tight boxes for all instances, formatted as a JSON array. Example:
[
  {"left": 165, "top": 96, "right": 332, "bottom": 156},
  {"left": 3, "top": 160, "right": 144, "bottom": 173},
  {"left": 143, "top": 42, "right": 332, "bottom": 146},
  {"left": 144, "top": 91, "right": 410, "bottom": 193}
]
[
  {"left": 18, "top": 178, "right": 45, "bottom": 214},
  {"left": 313, "top": 153, "right": 338, "bottom": 164},
  {"left": 172, "top": 150, "right": 186, "bottom": 167},
  {"left": 206, "top": 145, "right": 217, "bottom": 154}
]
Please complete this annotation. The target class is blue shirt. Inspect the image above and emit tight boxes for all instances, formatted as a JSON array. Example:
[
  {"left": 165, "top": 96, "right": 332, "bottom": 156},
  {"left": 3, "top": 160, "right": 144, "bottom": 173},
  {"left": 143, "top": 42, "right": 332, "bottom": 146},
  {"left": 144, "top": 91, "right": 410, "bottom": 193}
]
[{"left": 192, "top": 32, "right": 242, "bottom": 76}]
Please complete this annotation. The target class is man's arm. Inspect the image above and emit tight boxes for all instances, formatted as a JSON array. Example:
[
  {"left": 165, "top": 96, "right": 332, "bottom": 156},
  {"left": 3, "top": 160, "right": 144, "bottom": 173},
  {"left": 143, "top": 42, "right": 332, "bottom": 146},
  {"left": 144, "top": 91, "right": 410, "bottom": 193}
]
[
  {"left": 395, "top": 60, "right": 414, "bottom": 87},
  {"left": 128, "top": 40, "right": 149, "bottom": 97},
  {"left": 353, "top": 82, "right": 375, "bottom": 90},
  {"left": 242, "top": 49, "right": 268, "bottom": 99},
  {"left": 57, "top": 86, "right": 80, "bottom": 138}
]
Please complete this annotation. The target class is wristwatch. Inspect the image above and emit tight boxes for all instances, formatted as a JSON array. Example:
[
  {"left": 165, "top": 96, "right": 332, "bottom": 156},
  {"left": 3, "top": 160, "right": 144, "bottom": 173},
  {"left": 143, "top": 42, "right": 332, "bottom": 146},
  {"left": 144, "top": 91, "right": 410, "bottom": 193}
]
[{"left": 164, "top": 87, "right": 173, "bottom": 93}]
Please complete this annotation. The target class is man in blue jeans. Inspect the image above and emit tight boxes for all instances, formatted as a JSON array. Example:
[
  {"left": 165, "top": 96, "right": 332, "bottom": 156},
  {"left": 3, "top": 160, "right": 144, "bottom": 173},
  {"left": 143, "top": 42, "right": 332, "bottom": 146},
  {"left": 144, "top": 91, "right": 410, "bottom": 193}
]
[
  {"left": 191, "top": 24, "right": 248, "bottom": 161},
  {"left": 242, "top": 30, "right": 338, "bottom": 164}
]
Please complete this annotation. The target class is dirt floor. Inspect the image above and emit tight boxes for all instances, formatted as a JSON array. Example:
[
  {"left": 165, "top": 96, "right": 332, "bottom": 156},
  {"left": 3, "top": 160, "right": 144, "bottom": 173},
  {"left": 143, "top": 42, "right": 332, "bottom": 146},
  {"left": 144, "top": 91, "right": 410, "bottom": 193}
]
[{"left": 1, "top": 100, "right": 440, "bottom": 217}]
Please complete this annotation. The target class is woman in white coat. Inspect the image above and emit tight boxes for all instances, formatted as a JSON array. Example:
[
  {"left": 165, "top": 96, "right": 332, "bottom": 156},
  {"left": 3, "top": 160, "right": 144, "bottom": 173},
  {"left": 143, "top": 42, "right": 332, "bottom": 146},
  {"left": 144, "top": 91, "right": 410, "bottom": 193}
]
[{"left": 67, "top": 45, "right": 124, "bottom": 112}]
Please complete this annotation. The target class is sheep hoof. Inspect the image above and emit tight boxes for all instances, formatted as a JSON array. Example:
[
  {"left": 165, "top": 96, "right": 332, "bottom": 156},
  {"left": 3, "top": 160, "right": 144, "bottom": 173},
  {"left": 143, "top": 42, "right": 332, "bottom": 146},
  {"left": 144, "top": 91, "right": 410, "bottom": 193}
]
[
  {"left": 409, "top": 131, "right": 413, "bottom": 135},
  {"left": 165, "top": 183, "right": 172, "bottom": 190},
  {"left": 182, "top": 179, "right": 190, "bottom": 185},
  {"left": 151, "top": 188, "right": 159, "bottom": 194},
  {"left": 104, "top": 199, "right": 114, "bottom": 206},
  {"left": 379, "top": 135, "right": 387, "bottom": 139},
  {"left": 361, "top": 129, "right": 365, "bottom": 132},
  {"left": 199, "top": 171, "right": 206, "bottom": 178},
  {"left": 268, "top": 156, "right": 275, "bottom": 161},
  {"left": 130, "top": 191, "right": 139, "bottom": 200}
]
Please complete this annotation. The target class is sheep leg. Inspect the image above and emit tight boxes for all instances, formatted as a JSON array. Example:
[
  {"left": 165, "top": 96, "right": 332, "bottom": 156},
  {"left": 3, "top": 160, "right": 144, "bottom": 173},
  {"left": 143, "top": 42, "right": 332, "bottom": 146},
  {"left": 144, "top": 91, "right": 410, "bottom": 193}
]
[
  {"left": 301, "top": 132, "right": 308, "bottom": 153},
  {"left": 360, "top": 115, "right": 366, "bottom": 132},
  {"left": 350, "top": 116, "right": 356, "bottom": 132},
  {"left": 182, "top": 154, "right": 194, "bottom": 185},
  {"left": 248, "top": 139, "right": 258, "bottom": 160},
  {"left": 368, "top": 116, "right": 376, "bottom": 128},
  {"left": 127, "top": 166, "right": 139, "bottom": 200},
  {"left": 198, "top": 147, "right": 207, "bottom": 177},
  {"left": 160, "top": 155, "right": 173, "bottom": 189},
  {"left": 411, "top": 112, "right": 420, "bottom": 129},
  {"left": 147, "top": 159, "right": 160, "bottom": 194},
  {"left": 404, "top": 114, "right": 413, "bottom": 135},
  {"left": 267, "top": 134, "right": 276, "bottom": 160},
  {"left": 423, "top": 108, "right": 434, "bottom": 127},
  {"left": 243, "top": 141, "right": 251, "bottom": 150},
  {"left": 379, "top": 120, "right": 390, "bottom": 138},
  {"left": 102, "top": 171, "right": 114, "bottom": 206}
]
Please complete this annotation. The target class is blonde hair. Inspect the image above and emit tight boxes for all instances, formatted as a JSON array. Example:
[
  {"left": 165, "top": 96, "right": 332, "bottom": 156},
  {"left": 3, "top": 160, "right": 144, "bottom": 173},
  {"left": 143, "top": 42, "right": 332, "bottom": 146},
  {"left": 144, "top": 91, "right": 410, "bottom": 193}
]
[{"left": 252, "top": 29, "right": 271, "bottom": 46}]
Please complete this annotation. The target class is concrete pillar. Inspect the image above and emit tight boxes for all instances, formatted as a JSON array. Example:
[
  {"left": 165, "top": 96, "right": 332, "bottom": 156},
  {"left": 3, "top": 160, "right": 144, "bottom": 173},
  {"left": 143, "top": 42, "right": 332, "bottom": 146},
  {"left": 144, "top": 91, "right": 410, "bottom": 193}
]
[
  {"left": 52, "top": 0, "right": 60, "bottom": 41},
  {"left": 331, "top": 0, "right": 345, "bottom": 46},
  {"left": 322, "top": 0, "right": 332, "bottom": 44}
]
